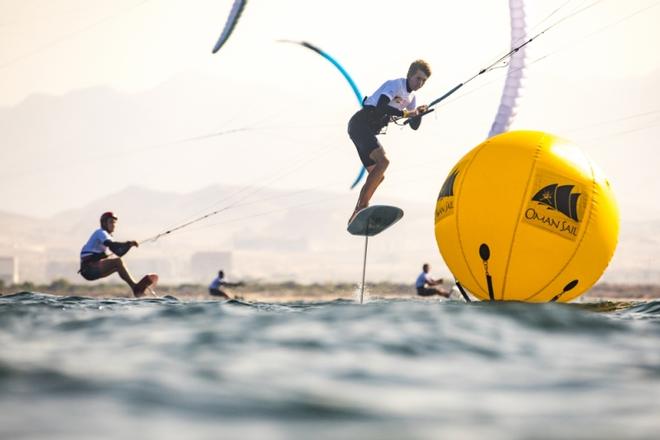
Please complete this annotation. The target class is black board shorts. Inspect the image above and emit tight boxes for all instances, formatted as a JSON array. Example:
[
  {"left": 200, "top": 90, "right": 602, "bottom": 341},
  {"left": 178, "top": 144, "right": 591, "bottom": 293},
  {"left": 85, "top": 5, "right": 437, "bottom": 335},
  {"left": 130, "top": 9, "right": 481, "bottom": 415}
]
[
  {"left": 209, "top": 288, "right": 229, "bottom": 298},
  {"left": 348, "top": 109, "right": 384, "bottom": 168},
  {"left": 79, "top": 260, "right": 103, "bottom": 281},
  {"left": 79, "top": 254, "right": 108, "bottom": 281},
  {"left": 417, "top": 286, "right": 438, "bottom": 297}
]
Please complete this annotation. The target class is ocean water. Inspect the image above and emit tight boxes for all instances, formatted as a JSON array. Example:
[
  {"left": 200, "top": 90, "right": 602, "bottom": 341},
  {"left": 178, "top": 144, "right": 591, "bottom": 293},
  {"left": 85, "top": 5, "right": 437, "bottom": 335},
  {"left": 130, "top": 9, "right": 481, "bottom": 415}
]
[{"left": 1, "top": 292, "right": 659, "bottom": 440}]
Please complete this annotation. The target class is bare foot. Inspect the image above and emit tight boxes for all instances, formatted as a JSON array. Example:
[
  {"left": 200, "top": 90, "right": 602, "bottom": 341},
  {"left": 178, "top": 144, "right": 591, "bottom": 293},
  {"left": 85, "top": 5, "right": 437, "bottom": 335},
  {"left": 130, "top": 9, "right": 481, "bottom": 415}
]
[
  {"left": 132, "top": 274, "right": 158, "bottom": 298},
  {"left": 348, "top": 205, "right": 368, "bottom": 225},
  {"left": 439, "top": 289, "right": 451, "bottom": 298}
]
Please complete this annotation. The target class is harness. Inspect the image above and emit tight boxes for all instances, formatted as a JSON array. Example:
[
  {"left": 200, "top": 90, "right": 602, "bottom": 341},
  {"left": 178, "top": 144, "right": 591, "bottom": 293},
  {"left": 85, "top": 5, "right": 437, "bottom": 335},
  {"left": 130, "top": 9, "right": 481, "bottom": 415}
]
[{"left": 356, "top": 106, "right": 391, "bottom": 135}]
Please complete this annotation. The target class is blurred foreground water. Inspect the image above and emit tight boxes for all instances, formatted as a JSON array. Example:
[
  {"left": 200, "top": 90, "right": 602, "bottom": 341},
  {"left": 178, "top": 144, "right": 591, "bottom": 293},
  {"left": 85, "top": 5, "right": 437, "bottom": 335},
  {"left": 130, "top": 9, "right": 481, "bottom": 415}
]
[{"left": 1, "top": 292, "right": 659, "bottom": 440}]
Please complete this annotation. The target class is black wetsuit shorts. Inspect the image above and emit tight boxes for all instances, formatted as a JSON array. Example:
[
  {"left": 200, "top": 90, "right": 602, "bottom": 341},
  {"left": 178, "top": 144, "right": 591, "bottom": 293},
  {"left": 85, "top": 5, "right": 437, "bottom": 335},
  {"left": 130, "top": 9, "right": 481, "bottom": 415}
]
[
  {"left": 417, "top": 286, "right": 438, "bottom": 297},
  {"left": 348, "top": 108, "right": 385, "bottom": 168},
  {"left": 79, "top": 254, "right": 106, "bottom": 281},
  {"left": 209, "top": 288, "right": 229, "bottom": 298}
]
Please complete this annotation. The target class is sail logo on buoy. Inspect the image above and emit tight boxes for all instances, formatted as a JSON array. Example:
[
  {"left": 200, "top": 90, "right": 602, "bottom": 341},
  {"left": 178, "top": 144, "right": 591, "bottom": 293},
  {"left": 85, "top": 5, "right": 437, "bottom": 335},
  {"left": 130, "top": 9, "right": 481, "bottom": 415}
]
[
  {"left": 531, "top": 184, "right": 581, "bottom": 221},
  {"left": 436, "top": 168, "right": 460, "bottom": 220},
  {"left": 438, "top": 169, "right": 458, "bottom": 199},
  {"left": 523, "top": 171, "right": 586, "bottom": 241}
]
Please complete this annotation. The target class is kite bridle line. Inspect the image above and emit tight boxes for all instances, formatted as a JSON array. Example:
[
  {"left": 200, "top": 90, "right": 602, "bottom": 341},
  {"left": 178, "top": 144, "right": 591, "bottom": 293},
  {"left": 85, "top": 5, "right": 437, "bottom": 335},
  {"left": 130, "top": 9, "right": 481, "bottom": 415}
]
[
  {"left": 404, "top": 0, "right": 605, "bottom": 125},
  {"left": 139, "top": 126, "right": 342, "bottom": 245},
  {"left": 402, "top": 29, "right": 543, "bottom": 126},
  {"left": 140, "top": 206, "right": 233, "bottom": 244}
]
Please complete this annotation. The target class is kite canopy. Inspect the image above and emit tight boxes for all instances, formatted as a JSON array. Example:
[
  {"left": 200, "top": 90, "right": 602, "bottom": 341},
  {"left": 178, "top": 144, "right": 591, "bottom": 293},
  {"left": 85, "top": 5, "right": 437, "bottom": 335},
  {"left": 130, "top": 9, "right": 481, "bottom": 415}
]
[
  {"left": 278, "top": 39, "right": 367, "bottom": 189},
  {"left": 489, "top": 0, "right": 528, "bottom": 138},
  {"left": 212, "top": 0, "right": 248, "bottom": 54}
]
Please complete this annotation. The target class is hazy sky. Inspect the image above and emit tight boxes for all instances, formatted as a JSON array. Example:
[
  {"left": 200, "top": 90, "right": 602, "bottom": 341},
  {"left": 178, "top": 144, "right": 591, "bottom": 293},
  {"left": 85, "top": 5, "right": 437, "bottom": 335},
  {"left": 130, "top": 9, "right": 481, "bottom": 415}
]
[{"left": 1, "top": 0, "right": 660, "bottom": 221}]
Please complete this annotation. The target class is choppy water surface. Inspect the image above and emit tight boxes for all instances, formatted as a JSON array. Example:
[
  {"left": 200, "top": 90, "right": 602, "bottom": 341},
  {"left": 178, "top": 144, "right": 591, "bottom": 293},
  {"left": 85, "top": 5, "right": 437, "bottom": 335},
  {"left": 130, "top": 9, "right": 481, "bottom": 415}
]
[{"left": 1, "top": 292, "right": 659, "bottom": 440}]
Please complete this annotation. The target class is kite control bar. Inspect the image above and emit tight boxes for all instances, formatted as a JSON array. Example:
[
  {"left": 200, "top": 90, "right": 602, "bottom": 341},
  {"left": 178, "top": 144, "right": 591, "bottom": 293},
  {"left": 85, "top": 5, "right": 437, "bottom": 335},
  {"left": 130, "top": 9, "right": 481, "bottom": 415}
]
[
  {"left": 402, "top": 9, "right": 566, "bottom": 128},
  {"left": 402, "top": 108, "right": 435, "bottom": 125},
  {"left": 402, "top": 82, "right": 465, "bottom": 125}
]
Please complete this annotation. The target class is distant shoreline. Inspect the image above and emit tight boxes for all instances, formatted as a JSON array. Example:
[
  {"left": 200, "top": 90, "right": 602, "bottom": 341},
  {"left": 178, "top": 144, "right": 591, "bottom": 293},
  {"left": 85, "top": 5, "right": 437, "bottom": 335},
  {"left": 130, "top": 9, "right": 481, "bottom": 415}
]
[{"left": 1, "top": 281, "right": 659, "bottom": 302}]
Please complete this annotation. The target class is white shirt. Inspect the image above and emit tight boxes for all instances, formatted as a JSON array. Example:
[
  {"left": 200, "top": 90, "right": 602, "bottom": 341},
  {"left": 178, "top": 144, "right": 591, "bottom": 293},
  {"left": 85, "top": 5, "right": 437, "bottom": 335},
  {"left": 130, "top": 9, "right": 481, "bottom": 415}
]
[
  {"left": 415, "top": 271, "right": 432, "bottom": 288},
  {"left": 80, "top": 228, "right": 112, "bottom": 257},
  {"left": 209, "top": 275, "right": 225, "bottom": 290},
  {"left": 363, "top": 78, "right": 417, "bottom": 111}
]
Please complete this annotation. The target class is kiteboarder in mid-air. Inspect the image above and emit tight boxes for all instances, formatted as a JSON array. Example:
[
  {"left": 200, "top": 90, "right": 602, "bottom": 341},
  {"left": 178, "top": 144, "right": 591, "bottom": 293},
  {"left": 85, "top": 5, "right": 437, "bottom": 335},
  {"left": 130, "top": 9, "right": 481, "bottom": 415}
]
[{"left": 347, "top": 60, "right": 431, "bottom": 225}]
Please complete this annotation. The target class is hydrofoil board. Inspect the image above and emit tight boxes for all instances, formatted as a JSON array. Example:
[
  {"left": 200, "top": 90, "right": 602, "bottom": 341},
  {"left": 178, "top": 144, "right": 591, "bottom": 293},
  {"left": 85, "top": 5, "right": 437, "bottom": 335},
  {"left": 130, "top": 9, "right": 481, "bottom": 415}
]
[{"left": 347, "top": 205, "right": 404, "bottom": 236}]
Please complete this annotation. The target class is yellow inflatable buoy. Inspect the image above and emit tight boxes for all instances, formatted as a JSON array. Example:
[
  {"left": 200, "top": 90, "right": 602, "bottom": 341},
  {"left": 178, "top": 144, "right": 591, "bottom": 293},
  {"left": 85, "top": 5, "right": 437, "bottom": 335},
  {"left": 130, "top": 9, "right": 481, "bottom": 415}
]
[{"left": 434, "top": 131, "right": 619, "bottom": 302}]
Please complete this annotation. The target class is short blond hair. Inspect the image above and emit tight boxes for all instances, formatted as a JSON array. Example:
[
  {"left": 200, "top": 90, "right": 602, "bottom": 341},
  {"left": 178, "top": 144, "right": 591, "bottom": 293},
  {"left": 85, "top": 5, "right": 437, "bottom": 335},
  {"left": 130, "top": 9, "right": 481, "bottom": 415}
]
[{"left": 408, "top": 59, "right": 431, "bottom": 78}]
